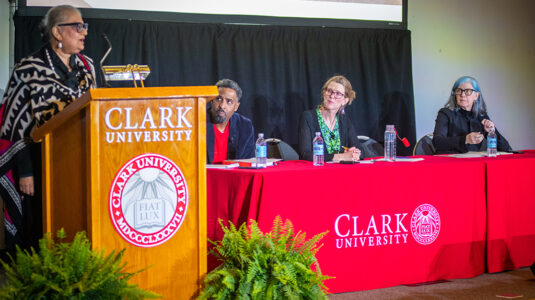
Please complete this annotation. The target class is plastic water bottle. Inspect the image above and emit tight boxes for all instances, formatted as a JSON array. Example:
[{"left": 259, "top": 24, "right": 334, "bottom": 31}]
[
  {"left": 384, "top": 125, "right": 396, "bottom": 161},
  {"left": 313, "top": 132, "right": 324, "bottom": 166},
  {"left": 487, "top": 127, "right": 497, "bottom": 157},
  {"left": 255, "top": 133, "right": 267, "bottom": 168}
]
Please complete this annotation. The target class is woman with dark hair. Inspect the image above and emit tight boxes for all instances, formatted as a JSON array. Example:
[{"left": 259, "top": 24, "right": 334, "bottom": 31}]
[
  {"left": 432, "top": 76, "right": 511, "bottom": 154},
  {"left": 298, "top": 75, "right": 363, "bottom": 162},
  {"left": 0, "top": 5, "right": 96, "bottom": 250}
]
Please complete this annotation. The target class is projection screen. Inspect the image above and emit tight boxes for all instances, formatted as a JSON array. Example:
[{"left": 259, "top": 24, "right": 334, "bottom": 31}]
[{"left": 20, "top": 0, "right": 406, "bottom": 29}]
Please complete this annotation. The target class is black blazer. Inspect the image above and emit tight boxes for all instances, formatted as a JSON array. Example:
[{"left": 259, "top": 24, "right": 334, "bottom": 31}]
[
  {"left": 206, "top": 111, "right": 255, "bottom": 163},
  {"left": 433, "top": 107, "right": 511, "bottom": 154},
  {"left": 298, "top": 109, "right": 363, "bottom": 161}
]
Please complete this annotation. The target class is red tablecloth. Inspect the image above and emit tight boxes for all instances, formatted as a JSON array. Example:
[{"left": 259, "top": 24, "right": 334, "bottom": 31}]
[
  {"left": 207, "top": 156, "right": 487, "bottom": 293},
  {"left": 484, "top": 150, "right": 535, "bottom": 272}
]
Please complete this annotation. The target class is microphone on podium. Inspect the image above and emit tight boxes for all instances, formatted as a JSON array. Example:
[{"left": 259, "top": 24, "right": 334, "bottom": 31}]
[
  {"left": 98, "top": 35, "right": 151, "bottom": 88},
  {"left": 100, "top": 33, "right": 112, "bottom": 87}
]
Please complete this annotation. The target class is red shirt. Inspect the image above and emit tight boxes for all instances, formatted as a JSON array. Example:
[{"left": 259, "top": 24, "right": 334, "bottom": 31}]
[{"left": 213, "top": 123, "right": 230, "bottom": 163}]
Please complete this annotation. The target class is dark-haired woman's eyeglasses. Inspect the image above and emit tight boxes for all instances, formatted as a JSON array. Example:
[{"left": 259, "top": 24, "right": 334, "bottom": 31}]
[
  {"left": 57, "top": 22, "right": 89, "bottom": 33},
  {"left": 453, "top": 88, "right": 475, "bottom": 96}
]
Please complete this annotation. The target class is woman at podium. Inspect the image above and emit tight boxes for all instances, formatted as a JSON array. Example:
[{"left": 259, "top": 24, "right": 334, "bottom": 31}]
[{"left": 0, "top": 5, "right": 96, "bottom": 251}]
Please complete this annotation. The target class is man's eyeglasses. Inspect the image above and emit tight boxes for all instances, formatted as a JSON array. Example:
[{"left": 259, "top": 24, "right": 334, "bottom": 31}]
[
  {"left": 325, "top": 88, "right": 345, "bottom": 99},
  {"left": 453, "top": 88, "right": 475, "bottom": 96},
  {"left": 57, "top": 22, "right": 89, "bottom": 33}
]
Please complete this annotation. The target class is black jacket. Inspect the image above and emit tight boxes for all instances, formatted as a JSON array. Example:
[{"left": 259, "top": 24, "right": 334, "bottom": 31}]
[
  {"left": 433, "top": 107, "right": 511, "bottom": 154},
  {"left": 206, "top": 111, "right": 255, "bottom": 163},
  {"left": 298, "top": 109, "right": 363, "bottom": 161}
]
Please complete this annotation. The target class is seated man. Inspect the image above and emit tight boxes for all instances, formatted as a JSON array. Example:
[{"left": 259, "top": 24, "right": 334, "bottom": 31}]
[{"left": 207, "top": 79, "right": 255, "bottom": 163}]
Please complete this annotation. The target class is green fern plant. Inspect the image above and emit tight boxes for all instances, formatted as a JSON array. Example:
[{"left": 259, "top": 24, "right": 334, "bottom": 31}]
[
  {"left": 200, "top": 215, "right": 332, "bottom": 299},
  {"left": 0, "top": 229, "right": 160, "bottom": 300}
]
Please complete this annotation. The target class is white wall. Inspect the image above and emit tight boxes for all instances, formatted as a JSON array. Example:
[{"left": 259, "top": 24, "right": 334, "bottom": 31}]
[
  {"left": 409, "top": 0, "right": 535, "bottom": 149},
  {"left": 0, "top": 0, "right": 10, "bottom": 92}
]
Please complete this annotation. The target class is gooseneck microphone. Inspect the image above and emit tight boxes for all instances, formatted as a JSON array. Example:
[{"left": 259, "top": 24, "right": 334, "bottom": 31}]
[{"left": 100, "top": 33, "right": 112, "bottom": 87}]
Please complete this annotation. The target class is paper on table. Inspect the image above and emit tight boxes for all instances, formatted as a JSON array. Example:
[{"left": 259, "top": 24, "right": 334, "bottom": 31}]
[
  {"left": 374, "top": 157, "right": 424, "bottom": 162},
  {"left": 223, "top": 158, "right": 282, "bottom": 167},
  {"left": 447, "top": 152, "right": 486, "bottom": 158},
  {"left": 206, "top": 163, "right": 240, "bottom": 169},
  {"left": 327, "top": 159, "right": 375, "bottom": 164},
  {"left": 439, "top": 151, "right": 513, "bottom": 158}
]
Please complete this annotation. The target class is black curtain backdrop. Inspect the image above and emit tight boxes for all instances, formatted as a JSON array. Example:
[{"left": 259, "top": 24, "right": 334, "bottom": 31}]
[{"left": 14, "top": 14, "right": 416, "bottom": 155}]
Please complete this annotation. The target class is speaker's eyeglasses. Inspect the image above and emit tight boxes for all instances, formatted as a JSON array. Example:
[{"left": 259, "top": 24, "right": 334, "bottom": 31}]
[{"left": 57, "top": 22, "right": 89, "bottom": 33}]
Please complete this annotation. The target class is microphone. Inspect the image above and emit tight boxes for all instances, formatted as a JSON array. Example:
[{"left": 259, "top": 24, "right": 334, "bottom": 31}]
[{"left": 100, "top": 33, "right": 112, "bottom": 87}]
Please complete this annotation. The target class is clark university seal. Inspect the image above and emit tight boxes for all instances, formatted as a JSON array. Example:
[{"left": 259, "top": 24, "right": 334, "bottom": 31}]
[
  {"left": 410, "top": 203, "right": 440, "bottom": 245},
  {"left": 109, "top": 153, "right": 188, "bottom": 247}
]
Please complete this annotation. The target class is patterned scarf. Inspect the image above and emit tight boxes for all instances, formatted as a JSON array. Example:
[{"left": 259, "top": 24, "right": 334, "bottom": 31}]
[
  {"left": 1, "top": 46, "right": 95, "bottom": 140},
  {"left": 0, "top": 45, "right": 95, "bottom": 249},
  {"left": 316, "top": 108, "right": 341, "bottom": 154}
]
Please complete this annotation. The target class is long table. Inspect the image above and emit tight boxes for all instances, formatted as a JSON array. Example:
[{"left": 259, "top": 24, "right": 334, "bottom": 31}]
[
  {"left": 485, "top": 150, "right": 535, "bottom": 273},
  {"left": 207, "top": 156, "right": 496, "bottom": 293}
]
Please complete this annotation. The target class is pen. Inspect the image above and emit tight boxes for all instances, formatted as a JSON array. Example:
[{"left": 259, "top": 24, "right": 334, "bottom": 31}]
[{"left": 342, "top": 146, "right": 349, "bottom": 151}]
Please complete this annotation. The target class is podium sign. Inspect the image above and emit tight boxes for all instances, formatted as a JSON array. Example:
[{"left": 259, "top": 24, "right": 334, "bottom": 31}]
[{"left": 33, "top": 86, "right": 217, "bottom": 299}]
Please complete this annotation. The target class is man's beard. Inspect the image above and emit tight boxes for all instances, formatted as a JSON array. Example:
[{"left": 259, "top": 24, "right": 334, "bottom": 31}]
[{"left": 210, "top": 109, "right": 226, "bottom": 124}]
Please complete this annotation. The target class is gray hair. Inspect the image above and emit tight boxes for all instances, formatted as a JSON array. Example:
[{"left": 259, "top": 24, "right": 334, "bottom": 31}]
[
  {"left": 444, "top": 76, "right": 488, "bottom": 117},
  {"left": 39, "top": 5, "right": 82, "bottom": 43},
  {"left": 216, "top": 79, "right": 243, "bottom": 101}
]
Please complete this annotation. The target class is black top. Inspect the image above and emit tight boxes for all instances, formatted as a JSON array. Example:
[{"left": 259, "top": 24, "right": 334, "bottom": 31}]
[
  {"left": 432, "top": 107, "right": 511, "bottom": 154},
  {"left": 206, "top": 110, "right": 255, "bottom": 164},
  {"left": 47, "top": 45, "right": 87, "bottom": 91},
  {"left": 298, "top": 109, "right": 363, "bottom": 161}
]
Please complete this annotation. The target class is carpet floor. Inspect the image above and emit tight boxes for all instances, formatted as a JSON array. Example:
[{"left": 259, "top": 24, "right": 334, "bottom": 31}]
[{"left": 329, "top": 268, "right": 535, "bottom": 300}]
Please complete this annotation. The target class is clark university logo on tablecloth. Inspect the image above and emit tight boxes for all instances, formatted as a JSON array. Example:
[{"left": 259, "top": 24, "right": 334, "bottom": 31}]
[
  {"left": 334, "top": 203, "right": 441, "bottom": 249},
  {"left": 410, "top": 203, "right": 441, "bottom": 245},
  {"left": 109, "top": 154, "right": 188, "bottom": 247}
]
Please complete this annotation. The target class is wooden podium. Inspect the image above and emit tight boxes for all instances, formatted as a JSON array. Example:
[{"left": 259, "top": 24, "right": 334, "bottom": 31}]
[{"left": 32, "top": 86, "right": 218, "bottom": 299}]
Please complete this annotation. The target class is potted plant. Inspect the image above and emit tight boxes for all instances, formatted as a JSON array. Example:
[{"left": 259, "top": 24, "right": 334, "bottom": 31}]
[
  {"left": 200, "top": 215, "right": 332, "bottom": 299},
  {"left": 0, "top": 229, "right": 160, "bottom": 299}
]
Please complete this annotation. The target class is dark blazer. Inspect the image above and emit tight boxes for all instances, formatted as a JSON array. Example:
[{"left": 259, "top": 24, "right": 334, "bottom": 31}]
[
  {"left": 298, "top": 109, "right": 363, "bottom": 161},
  {"left": 206, "top": 111, "right": 255, "bottom": 163},
  {"left": 433, "top": 107, "right": 511, "bottom": 154}
]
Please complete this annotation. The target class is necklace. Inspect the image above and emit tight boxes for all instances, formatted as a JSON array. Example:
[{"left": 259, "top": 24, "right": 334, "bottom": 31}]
[
  {"left": 45, "top": 48, "right": 87, "bottom": 89},
  {"left": 320, "top": 109, "right": 337, "bottom": 131},
  {"left": 45, "top": 48, "right": 56, "bottom": 74}
]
